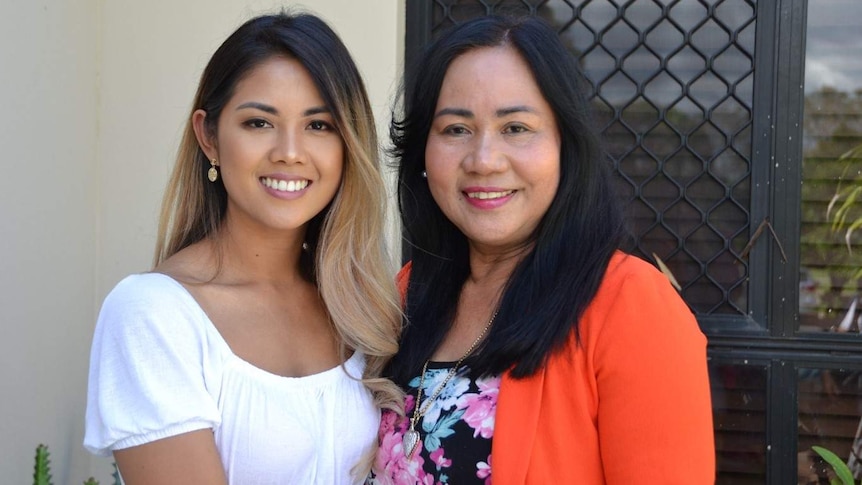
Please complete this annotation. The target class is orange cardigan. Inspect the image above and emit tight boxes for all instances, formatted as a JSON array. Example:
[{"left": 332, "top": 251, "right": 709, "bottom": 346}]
[{"left": 397, "top": 252, "right": 715, "bottom": 484}]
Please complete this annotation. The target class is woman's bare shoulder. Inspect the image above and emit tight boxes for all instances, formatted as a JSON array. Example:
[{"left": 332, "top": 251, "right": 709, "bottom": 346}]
[{"left": 154, "top": 241, "right": 218, "bottom": 286}]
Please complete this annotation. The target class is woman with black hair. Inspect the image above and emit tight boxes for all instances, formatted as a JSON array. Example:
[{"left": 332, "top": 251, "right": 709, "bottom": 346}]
[{"left": 370, "top": 15, "right": 714, "bottom": 484}]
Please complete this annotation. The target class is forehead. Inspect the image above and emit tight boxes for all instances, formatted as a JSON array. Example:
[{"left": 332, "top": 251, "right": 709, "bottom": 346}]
[
  {"left": 230, "top": 56, "right": 325, "bottom": 104},
  {"left": 437, "top": 46, "right": 547, "bottom": 108}
]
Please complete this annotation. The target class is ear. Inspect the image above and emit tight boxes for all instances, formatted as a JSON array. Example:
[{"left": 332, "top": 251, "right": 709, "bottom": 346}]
[{"left": 192, "top": 109, "right": 218, "bottom": 162}]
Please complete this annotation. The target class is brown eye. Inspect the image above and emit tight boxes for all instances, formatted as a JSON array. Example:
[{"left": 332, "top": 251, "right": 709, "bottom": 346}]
[
  {"left": 308, "top": 120, "right": 334, "bottom": 131},
  {"left": 244, "top": 119, "right": 271, "bottom": 129},
  {"left": 503, "top": 124, "right": 529, "bottom": 134},
  {"left": 444, "top": 125, "right": 470, "bottom": 136}
]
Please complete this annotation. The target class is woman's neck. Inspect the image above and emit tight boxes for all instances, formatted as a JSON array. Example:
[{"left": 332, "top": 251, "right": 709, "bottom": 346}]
[
  {"left": 211, "top": 212, "right": 308, "bottom": 286},
  {"left": 466, "top": 241, "right": 532, "bottom": 287}
]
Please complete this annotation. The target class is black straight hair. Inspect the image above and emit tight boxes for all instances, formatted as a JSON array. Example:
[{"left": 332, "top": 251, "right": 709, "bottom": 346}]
[{"left": 387, "top": 15, "right": 626, "bottom": 385}]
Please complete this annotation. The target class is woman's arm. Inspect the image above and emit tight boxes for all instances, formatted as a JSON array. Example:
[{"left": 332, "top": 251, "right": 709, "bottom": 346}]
[
  {"left": 593, "top": 258, "right": 715, "bottom": 483},
  {"left": 85, "top": 276, "right": 224, "bottom": 473},
  {"left": 114, "top": 429, "right": 227, "bottom": 485}
]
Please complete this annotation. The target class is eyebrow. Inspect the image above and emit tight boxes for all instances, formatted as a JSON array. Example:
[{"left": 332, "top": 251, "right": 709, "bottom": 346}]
[
  {"left": 235, "top": 102, "right": 330, "bottom": 117},
  {"left": 434, "top": 105, "right": 536, "bottom": 118},
  {"left": 434, "top": 107, "right": 473, "bottom": 119},
  {"left": 496, "top": 105, "right": 535, "bottom": 116}
]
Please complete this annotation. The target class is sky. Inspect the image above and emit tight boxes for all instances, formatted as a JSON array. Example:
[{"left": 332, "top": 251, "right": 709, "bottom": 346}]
[{"left": 805, "top": 0, "right": 862, "bottom": 95}]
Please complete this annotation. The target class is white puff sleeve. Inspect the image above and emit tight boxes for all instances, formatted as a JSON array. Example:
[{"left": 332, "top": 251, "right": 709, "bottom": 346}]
[{"left": 84, "top": 274, "right": 223, "bottom": 456}]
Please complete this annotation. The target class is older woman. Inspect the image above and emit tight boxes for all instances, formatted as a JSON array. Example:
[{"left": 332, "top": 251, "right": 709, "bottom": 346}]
[{"left": 371, "top": 15, "right": 714, "bottom": 484}]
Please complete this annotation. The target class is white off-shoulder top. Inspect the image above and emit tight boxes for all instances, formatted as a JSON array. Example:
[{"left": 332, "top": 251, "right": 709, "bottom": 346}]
[{"left": 84, "top": 273, "right": 378, "bottom": 484}]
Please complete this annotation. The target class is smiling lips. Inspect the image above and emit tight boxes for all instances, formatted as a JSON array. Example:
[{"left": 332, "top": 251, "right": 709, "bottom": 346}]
[
  {"left": 463, "top": 188, "right": 516, "bottom": 209},
  {"left": 465, "top": 189, "right": 514, "bottom": 200},
  {"left": 261, "top": 176, "right": 309, "bottom": 192}
]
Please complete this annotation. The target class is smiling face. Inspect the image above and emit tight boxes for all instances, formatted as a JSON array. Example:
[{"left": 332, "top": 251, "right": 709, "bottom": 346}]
[
  {"left": 195, "top": 55, "right": 344, "bottom": 238},
  {"left": 425, "top": 46, "right": 561, "bottom": 254}
]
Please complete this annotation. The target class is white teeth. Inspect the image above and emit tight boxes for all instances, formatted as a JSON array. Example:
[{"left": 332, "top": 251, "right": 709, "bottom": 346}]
[
  {"left": 466, "top": 190, "right": 514, "bottom": 200},
  {"left": 262, "top": 177, "right": 308, "bottom": 192}
]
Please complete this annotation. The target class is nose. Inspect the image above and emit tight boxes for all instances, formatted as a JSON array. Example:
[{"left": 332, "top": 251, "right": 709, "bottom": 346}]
[
  {"left": 272, "top": 126, "right": 303, "bottom": 164},
  {"left": 463, "top": 132, "right": 504, "bottom": 174}
]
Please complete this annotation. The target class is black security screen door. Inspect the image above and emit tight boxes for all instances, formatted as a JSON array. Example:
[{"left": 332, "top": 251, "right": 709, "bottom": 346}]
[{"left": 405, "top": 1, "right": 862, "bottom": 484}]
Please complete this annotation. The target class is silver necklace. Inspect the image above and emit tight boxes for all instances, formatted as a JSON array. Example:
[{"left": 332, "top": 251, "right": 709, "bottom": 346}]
[{"left": 403, "top": 311, "right": 497, "bottom": 459}]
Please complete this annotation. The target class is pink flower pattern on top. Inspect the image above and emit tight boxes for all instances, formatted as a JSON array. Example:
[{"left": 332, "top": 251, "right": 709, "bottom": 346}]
[
  {"left": 368, "top": 366, "right": 500, "bottom": 484},
  {"left": 458, "top": 377, "right": 500, "bottom": 439},
  {"left": 372, "top": 395, "right": 434, "bottom": 485},
  {"left": 477, "top": 455, "right": 492, "bottom": 484}
]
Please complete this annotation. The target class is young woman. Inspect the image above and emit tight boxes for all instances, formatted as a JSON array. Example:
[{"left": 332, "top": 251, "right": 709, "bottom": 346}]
[
  {"left": 371, "top": 16, "right": 715, "bottom": 484},
  {"left": 84, "top": 13, "right": 401, "bottom": 484}
]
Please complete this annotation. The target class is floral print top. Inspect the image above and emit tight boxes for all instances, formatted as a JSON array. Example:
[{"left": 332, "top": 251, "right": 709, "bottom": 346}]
[{"left": 369, "top": 363, "right": 501, "bottom": 485}]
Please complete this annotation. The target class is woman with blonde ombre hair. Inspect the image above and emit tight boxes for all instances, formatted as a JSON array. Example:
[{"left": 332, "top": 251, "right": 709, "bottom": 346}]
[{"left": 84, "top": 12, "right": 402, "bottom": 484}]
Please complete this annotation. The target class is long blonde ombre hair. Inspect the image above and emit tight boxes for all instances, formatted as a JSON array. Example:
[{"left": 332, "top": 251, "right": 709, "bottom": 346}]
[{"left": 153, "top": 12, "right": 402, "bottom": 468}]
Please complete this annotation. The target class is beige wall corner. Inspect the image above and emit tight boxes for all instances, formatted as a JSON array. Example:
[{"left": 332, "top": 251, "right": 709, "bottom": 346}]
[{"left": 0, "top": 1, "right": 99, "bottom": 484}]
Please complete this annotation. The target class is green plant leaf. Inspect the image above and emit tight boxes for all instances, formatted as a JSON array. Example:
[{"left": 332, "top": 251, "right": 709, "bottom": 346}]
[
  {"left": 828, "top": 191, "right": 842, "bottom": 220},
  {"left": 837, "top": 143, "right": 862, "bottom": 162},
  {"left": 33, "top": 444, "right": 53, "bottom": 485},
  {"left": 846, "top": 217, "right": 862, "bottom": 254},
  {"left": 833, "top": 187, "right": 862, "bottom": 232},
  {"left": 83, "top": 478, "right": 99, "bottom": 485},
  {"left": 812, "top": 445, "right": 855, "bottom": 485}
]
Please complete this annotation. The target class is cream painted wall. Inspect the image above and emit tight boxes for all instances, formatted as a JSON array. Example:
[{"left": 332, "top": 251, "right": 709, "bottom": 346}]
[
  {"left": 0, "top": 1, "right": 100, "bottom": 483},
  {"left": 0, "top": 1, "right": 404, "bottom": 482}
]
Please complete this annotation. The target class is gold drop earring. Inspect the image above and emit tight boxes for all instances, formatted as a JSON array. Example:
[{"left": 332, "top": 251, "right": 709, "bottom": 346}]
[{"left": 208, "top": 158, "right": 219, "bottom": 182}]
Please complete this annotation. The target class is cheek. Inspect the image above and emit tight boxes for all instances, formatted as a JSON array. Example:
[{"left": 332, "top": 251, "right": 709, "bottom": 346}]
[
  {"left": 521, "top": 145, "right": 561, "bottom": 208},
  {"left": 540, "top": 163, "right": 561, "bottom": 204},
  {"left": 424, "top": 141, "right": 441, "bottom": 172},
  {"left": 424, "top": 167, "right": 459, "bottom": 214},
  {"left": 218, "top": 136, "right": 259, "bottom": 174},
  {"left": 330, "top": 146, "right": 345, "bottom": 177},
  {"left": 536, "top": 139, "right": 561, "bottom": 187},
  {"left": 425, "top": 173, "right": 452, "bottom": 215},
  {"left": 324, "top": 148, "right": 346, "bottom": 203},
  {"left": 314, "top": 140, "right": 344, "bottom": 179},
  {"left": 545, "top": 160, "right": 561, "bottom": 192},
  {"left": 424, "top": 142, "right": 458, "bottom": 191}
]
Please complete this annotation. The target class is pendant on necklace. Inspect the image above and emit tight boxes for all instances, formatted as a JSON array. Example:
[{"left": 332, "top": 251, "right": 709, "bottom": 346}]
[{"left": 403, "top": 428, "right": 420, "bottom": 458}]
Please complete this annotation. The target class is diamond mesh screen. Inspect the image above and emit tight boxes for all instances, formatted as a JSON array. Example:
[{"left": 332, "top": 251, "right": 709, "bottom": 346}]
[{"left": 427, "top": 0, "right": 756, "bottom": 315}]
